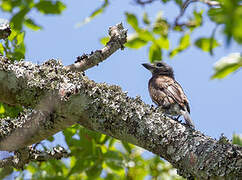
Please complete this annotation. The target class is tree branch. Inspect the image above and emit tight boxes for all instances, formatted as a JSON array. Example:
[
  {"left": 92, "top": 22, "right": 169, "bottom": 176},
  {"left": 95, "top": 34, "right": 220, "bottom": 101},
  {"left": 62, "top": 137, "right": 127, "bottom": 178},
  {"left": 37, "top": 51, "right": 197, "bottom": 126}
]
[
  {"left": 0, "top": 146, "right": 69, "bottom": 169},
  {"left": 134, "top": 0, "right": 220, "bottom": 28},
  {"left": 0, "top": 23, "right": 241, "bottom": 178},
  {"left": 65, "top": 23, "right": 127, "bottom": 72},
  {"left": 0, "top": 57, "right": 241, "bottom": 178},
  {"left": 133, "top": 0, "right": 159, "bottom": 5},
  {"left": 174, "top": 0, "right": 220, "bottom": 27}
]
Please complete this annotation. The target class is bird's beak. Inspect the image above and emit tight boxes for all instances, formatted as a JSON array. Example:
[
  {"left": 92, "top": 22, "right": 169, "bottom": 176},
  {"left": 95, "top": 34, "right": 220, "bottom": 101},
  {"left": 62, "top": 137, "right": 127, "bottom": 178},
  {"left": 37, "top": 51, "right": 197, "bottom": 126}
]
[{"left": 142, "top": 63, "right": 154, "bottom": 71}]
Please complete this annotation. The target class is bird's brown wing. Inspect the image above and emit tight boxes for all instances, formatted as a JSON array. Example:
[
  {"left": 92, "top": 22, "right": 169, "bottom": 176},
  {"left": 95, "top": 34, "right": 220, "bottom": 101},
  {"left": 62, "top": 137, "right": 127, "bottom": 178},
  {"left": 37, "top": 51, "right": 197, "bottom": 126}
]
[{"left": 151, "top": 76, "right": 190, "bottom": 112}]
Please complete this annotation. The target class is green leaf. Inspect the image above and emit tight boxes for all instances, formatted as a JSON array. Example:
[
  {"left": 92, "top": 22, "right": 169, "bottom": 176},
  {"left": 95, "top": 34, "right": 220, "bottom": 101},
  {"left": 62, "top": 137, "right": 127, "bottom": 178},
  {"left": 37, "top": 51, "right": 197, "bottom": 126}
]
[
  {"left": 68, "top": 141, "right": 104, "bottom": 177},
  {"left": 1, "top": 0, "right": 28, "bottom": 12},
  {"left": 156, "top": 36, "right": 169, "bottom": 50},
  {"left": 162, "top": 0, "right": 170, "bottom": 3},
  {"left": 1, "top": 1, "right": 13, "bottom": 12},
  {"left": 108, "top": 138, "right": 116, "bottom": 149},
  {"left": 169, "top": 49, "right": 178, "bottom": 58},
  {"left": 63, "top": 125, "right": 78, "bottom": 141},
  {"left": 147, "top": 156, "right": 181, "bottom": 178},
  {"left": 13, "top": 39, "right": 26, "bottom": 60},
  {"left": 48, "top": 159, "right": 67, "bottom": 174},
  {"left": 24, "top": 18, "right": 42, "bottom": 31},
  {"left": 212, "top": 52, "right": 242, "bottom": 79},
  {"left": 153, "top": 12, "right": 169, "bottom": 36},
  {"left": 180, "top": 33, "right": 190, "bottom": 49},
  {"left": 125, "top": 12, "right": 139, "bottom": 31},
  {"left": 230, "top": 6, "right": 242, "bottom": 43},
  {"left": 0, "top": 167, "right": 13, "bottom": 180},
  {"left": 174, "top": 0, "right": 183, "bottom": 7},
  {"left": 11, "top": 8, "right": 30, "bottom": 31},
  {"left": 0, "top": 104, "right": 5, "bottom": 114},
  {"left": 100, "top": 36, "right": 110, "bottom": 45},
  {"left": 69, "top": 158, "right": 88, "bottom": 175},
  {"left": 127, "top": 155, "right": 148, "bottom": 179},
  {"left": 79, "top": 126, "right": 103, "bottom": 143},
  {"left": 208, "top": 2, "right": 242, "bottom": 44},
  {"left": 105, "top": 173, "right": 123, "bottom": 180},
  {"left": 86, "top": 163, "right": 103, "bottom": 178},
  {"left": 46, "top": 136, "right": 54, "bottom": 142},
  {"left": 169, "top": 34, "right": 190, "bottom": 58},
  {"left": 77, "top": 0, "right": 109, "bottom": 27},
  {"left": 35, "top": 0, "right": 66, "bottom": 14},
  {"left": 126, "top": 34, "right": 147, "bottom": 49},
  {"left": 149, "top": 43, "right": 162, "bottom": 63},
  {"left": 104, "top": 151, "right": 124, "bottom": 170},
  {"left": 193, "top": 10, "right": 203, "bottom": 26},
  {"left": 188, "top": 10, "right": 203, "bottom": 30},
  {"left": 208, "top": 8, "right": 224, "bottom": 24},
  {"left": 99, "top": 134, "right": 110, "bottom": 145},
  {"left": 142, "top": 12, "right": 150, "bottom": 25},
  {"left": 173, "top": 25, "right": 183, "bottom": 32},
  {"left": 12, "top": 48, "right": 25, "bottom": 60},
  {"left": 26, "top": 163, "right": 38, "bottom": 174},
  {"left": 121, "top": 141, "right": 132, "bottom": 154},
  {"left": 232, "top": 134, "right": 242, "bottom": 146},
  {"left": 0, "top": 43, "right": 4, "bottom": 55},
  {"left": 8, "top": 29, "right": 18, "bottom": 41},
  {"left": 137, "top": 29, "right": 155, "bottom": 42},
  {"left": 16, "top": 32, "right": 25, "bottom": 45},
  {"left": 195, "top": 37, "right": 220, "bottom": 52},
  {"left": 0, "top": 103, "right": 22, "bottom": 118}
]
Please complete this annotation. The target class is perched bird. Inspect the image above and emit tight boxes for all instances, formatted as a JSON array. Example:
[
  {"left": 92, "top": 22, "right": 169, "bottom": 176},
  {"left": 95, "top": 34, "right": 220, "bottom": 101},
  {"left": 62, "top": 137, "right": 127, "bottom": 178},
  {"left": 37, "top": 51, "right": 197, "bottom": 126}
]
[{"left": 142, "top": 61, "right": 195, "bottom": 128}]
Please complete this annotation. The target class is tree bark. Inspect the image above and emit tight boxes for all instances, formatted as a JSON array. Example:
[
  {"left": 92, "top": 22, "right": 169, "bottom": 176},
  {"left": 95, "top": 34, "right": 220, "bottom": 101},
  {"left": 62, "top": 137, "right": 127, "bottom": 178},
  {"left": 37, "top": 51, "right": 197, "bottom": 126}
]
[{"left": 0, "top": 24, "right": 241, "bottom": 179}]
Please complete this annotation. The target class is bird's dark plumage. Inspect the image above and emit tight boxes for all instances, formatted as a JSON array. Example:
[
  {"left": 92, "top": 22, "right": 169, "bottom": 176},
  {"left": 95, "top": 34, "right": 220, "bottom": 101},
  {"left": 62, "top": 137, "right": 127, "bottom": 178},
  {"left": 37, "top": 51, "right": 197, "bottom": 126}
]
[{"left": 142, "top": 61, "right": 195, "bottom": 128}]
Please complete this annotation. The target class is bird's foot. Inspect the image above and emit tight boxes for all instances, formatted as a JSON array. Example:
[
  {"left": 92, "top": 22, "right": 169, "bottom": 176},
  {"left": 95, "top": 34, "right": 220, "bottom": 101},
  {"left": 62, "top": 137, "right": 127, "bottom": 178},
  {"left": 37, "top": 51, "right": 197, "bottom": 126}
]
[
  {"left": 165, "top": 115, "right": 182, "bottom": 123},
  {"left": 173, "top": 115, "right": 182, "bottom": 123}
]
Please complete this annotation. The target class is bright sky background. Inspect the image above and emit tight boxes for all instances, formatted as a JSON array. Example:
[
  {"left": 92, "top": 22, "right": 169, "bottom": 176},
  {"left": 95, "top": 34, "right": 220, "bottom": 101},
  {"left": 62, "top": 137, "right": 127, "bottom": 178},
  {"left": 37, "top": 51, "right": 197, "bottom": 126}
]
[{"left": 2, "top": 0, "right": 242, "bottom": 145}]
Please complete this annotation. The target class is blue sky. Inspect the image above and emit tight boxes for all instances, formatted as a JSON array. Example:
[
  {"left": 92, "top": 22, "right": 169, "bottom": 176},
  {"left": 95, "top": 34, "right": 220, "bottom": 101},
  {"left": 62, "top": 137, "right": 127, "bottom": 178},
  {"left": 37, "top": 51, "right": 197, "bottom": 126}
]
[{"left": 2, "top": 0, "right": 242, "bottom": 140}]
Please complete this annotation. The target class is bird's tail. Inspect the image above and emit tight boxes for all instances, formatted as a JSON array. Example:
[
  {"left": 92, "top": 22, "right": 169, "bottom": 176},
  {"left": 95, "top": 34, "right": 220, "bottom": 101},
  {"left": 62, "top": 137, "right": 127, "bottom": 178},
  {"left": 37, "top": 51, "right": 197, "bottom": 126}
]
[{"left": 181, "top": 110, "right": 195, "bottom": 129}]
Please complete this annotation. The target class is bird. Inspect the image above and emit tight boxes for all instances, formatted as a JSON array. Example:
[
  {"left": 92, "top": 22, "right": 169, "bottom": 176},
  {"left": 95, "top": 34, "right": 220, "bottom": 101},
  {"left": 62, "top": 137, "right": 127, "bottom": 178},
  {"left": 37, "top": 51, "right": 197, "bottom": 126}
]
[{"left": 142, "top": 61, "right": 195, "bottom": 128}]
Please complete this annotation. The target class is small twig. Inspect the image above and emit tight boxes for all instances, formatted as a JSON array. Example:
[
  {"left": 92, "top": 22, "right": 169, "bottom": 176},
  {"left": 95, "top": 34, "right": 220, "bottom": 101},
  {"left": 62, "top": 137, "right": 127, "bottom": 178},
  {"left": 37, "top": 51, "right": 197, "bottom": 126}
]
[
  {"left": 174, "top": 0, "right": 197, "bottom": 27},
  {"left": 174, "top": 0, "right": 220, "bottom": 28},
  {"left": 133, "top": 0, "right": 158, "bottom": 5},
  {"left": 0, "top": 145, "right": 69, "bottom": 169},
  {"left": 65, "top": 23, "right": 127, "bottom": 72},
  {"left": 134, "top": 0, "right": 220, "bottom": 28}
]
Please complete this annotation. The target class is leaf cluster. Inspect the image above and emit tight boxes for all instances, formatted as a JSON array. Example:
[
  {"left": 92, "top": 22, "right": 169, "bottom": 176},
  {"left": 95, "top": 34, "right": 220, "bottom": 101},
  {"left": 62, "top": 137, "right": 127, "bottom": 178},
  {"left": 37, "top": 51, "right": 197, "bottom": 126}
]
[
  {"left": 5, "top": 126, "right": 185, "bottom": 179},
  {"left": 0, "top": 0, "right": 66, "bottom": 60}
]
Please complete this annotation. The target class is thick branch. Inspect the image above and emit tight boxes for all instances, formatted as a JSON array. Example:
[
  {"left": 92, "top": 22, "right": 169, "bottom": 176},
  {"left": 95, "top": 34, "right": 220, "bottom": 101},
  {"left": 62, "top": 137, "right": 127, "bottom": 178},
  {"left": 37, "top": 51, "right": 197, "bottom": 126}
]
[
  {"left": 0, "top": 58, "right": 241, "bottom": 178},
  {"left": 0, "top": 146, "right": 69, "bottom": 169}
]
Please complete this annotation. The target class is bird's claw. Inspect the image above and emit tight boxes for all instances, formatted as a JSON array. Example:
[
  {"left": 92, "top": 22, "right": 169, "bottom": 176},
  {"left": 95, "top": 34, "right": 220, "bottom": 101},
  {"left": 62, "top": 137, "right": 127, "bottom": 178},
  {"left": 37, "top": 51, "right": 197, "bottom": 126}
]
[
  {"left": 173, "top": 115, "right": 182, "bottom": 123},
  {"left": 165, "top": 115, "right": 182, "bottom": 123}
]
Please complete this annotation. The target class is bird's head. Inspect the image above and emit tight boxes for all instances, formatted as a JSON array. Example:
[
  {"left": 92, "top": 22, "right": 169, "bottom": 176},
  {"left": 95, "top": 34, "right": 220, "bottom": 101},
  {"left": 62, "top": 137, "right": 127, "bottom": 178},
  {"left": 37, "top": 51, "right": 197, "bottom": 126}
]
[{"left": 142, "top": 61, "right": 174, "bottom": 78}]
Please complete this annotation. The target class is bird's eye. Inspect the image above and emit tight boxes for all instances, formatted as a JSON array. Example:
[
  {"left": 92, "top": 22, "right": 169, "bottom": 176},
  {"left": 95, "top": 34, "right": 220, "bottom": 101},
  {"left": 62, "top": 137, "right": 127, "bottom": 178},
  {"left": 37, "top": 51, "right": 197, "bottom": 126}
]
[{"left": 156, "top": 63, "right": 163, "bottom": 67}]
